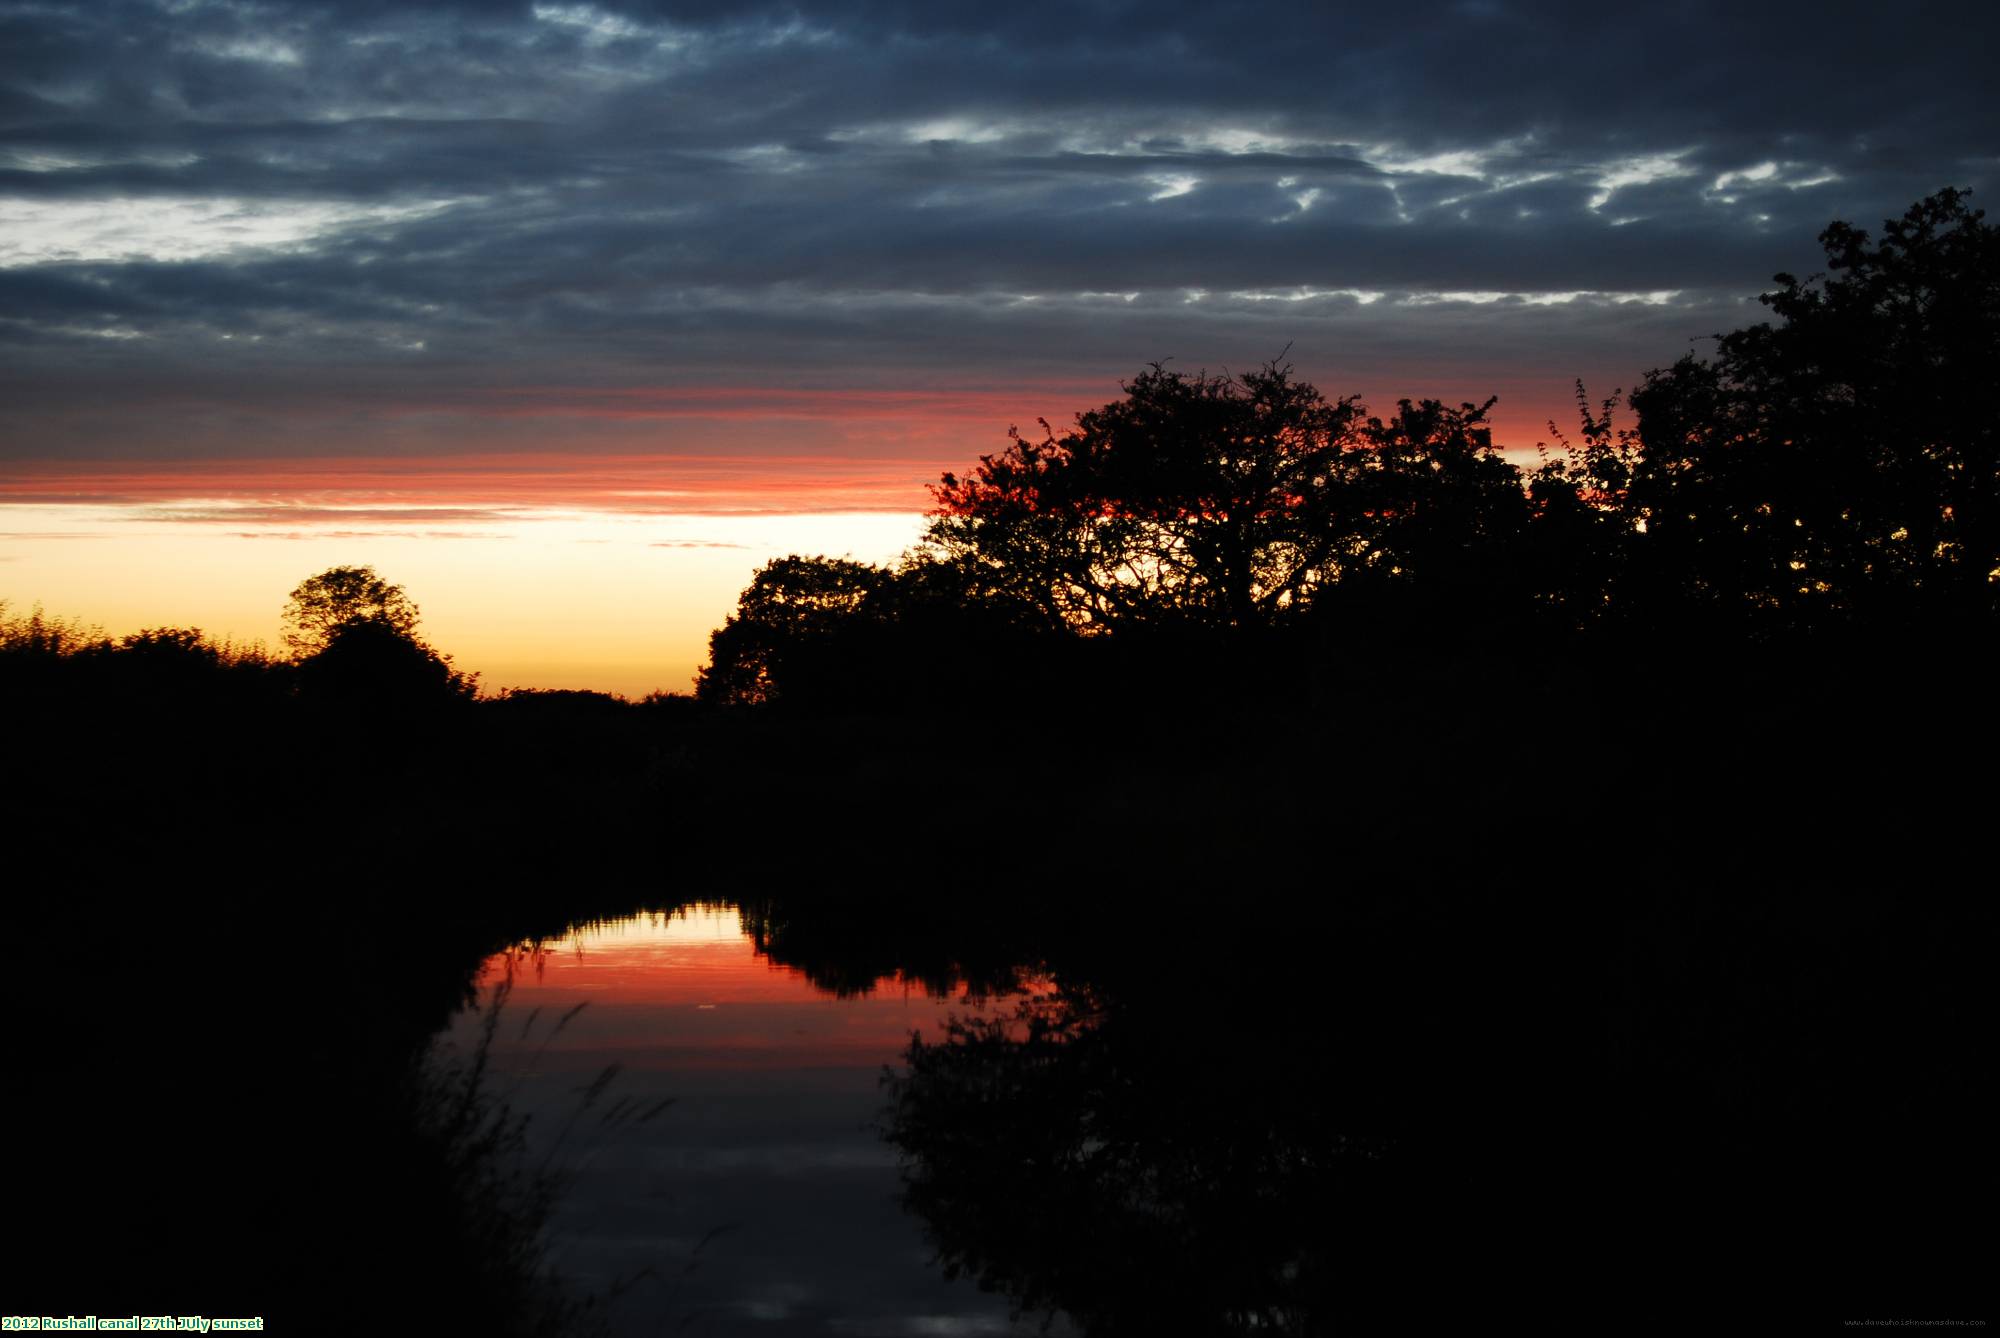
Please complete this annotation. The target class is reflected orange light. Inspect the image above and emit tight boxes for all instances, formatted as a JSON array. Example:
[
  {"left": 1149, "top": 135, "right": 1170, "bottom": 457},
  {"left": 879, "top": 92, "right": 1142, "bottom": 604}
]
[
  {"left": 483, "top": 904, "right": 974, "bottom": 1006},
  {"left": 468, "top": 906, "right": 1006, "bottom": 1071}
]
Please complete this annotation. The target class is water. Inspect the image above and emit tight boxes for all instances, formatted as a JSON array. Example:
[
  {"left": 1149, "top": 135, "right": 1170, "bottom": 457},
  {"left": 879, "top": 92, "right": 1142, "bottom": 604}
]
[
  {"left": 432, "top": 884, "right": 1970, "bottom": 1331},
  {"left": 446, "top": 904, "right": 1060, "bottom": 1336}
]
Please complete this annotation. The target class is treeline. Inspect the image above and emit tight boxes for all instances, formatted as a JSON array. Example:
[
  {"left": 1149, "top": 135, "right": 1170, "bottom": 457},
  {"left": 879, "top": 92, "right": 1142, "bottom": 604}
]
[
  {"left": 6, "top": 188, "right": 1992, "bottom": 884},
  {"left": 11, "top": 190, "right": 1992, "bottom": 727},
  {"left": 2, "top": 596, "right": 655, "bottom": 1337},
  {"left": 699, "top": 189, "right": 1997, "bottom": 714},
  {"left": 3, "top": 188, "right": 1991, "bottom": 1336}
]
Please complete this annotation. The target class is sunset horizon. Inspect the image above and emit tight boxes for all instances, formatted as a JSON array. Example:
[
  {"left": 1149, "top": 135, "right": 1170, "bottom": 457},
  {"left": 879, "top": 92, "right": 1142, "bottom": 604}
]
[
  {"left": 6, "top": 3, "right": 1992, "bottom": 1332},
  {"left": 4, "top": 368, "right": 1621, "bottom": 694},
  {"left": 11, "top": 1, "right": 1986, "bottom": 693}
]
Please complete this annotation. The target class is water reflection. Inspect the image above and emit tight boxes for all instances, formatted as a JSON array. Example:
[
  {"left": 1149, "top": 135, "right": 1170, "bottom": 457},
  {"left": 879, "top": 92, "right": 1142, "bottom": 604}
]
[
  {"left": 456, "top": 894, "right": 1655, "bottom": 1334},
  {"left": 446, "top": 870, "right": 1983, "bottom": 1334},
  {"left": 454, "top": 896, "right": 1468, "bottom": 1335},
  {"left": 883, "top": 981, "right": 1414, "bottom": 1335},
  {"left": 452, "top": 904, "right": 1059, "bottom": 1336}
]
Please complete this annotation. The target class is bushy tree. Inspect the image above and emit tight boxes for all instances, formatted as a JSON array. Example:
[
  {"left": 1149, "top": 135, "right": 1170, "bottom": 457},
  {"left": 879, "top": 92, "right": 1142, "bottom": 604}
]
[
  {"left": 282, "top": 565, "right": 421, "bottom": 658},
  {"left": 295, "top": 616, "right": 476, "bottom": 711},
  {"left": 0, "top": 601, "right": 106, "bottom": 657},
  {"left": 696, "top": 556, "right": 891, "bottom": 705},
  {"left": 697, "top": 553, "right": 1051, "bottom": 710},
  {"left": 1628, "top": 188, "right": 1999, "bottom": 630},
  {"left": 697, "top": 188, "right": 2000, "bottom": 709},
  {"left": 922, "top": 361, "right": 1548, "bottom": 649},
  {"left": 926, "top": 361, "right": 1366, "bottom": 632},
  {"left": 1349, "top": 397, "right": 1532, "bottom": 593},
  {"left": 1526, "top": 383, "right": 1645, "bottom": 631},
  {"left": 281, "top": 567, "right": 474, "bottom": 710}
]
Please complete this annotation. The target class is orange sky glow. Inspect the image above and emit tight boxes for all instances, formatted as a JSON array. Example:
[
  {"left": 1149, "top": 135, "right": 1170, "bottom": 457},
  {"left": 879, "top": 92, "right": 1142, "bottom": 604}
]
[{"left": 1, "top": 386, "right": 1576, "bottom": 696}]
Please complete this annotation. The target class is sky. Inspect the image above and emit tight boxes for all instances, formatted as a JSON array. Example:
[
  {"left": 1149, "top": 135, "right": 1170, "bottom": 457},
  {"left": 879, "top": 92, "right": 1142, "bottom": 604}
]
[{"left": 3, "top": 0, "right": 1996, "bottom": 694}]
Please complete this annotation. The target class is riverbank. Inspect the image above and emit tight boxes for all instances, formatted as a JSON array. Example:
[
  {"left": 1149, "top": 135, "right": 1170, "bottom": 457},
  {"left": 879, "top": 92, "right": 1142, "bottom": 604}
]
[{"left": 3, "top": 638, "right": 1989, "bottom": 1330}]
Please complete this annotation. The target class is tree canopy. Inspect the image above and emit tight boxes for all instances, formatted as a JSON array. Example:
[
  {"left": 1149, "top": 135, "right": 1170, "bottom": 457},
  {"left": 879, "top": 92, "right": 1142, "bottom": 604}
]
[
  {"left": 926, "top": 361, "right": 1366, "bottom": 632},
  {"left": 698, "top": 188, "right": 1997, "bottom": 708},
  {"left": 282, "top": 565, "right": 422, "bottom": 658},
  {"left": 294, "top": 615, "right": 476, "bottom": 711},
  {"left": 696, "top": 555, "right": 889, "bottom": 706},
  {"left": 696, "top": 553, "right": 1049, "bottom": 709},
  {"left": 922, "top": 361, "right": 1539, "bottom": 647},
  {"left": 280, "top": 565, "right": 474, "bottom": 710},
  {"left": 1626, "top": 187, "right": 1999, "bottom": 630}
]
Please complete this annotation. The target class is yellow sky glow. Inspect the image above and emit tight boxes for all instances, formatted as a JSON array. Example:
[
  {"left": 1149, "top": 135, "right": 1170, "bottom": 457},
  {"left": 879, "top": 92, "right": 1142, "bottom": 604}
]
[{"left": 1, "top": 504, "right": 927, "bottom": 697}]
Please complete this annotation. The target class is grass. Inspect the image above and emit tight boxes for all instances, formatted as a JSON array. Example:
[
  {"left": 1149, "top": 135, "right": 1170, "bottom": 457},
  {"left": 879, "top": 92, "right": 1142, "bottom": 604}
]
[{"left": 412, "top": 971, "right": 608, "bottom": 1337}]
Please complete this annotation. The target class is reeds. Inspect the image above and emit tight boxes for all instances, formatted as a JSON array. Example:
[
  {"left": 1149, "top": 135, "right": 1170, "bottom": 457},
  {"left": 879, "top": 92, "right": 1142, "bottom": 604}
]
[{"left": 413, "top": 972, "right": 606, "bottom": 1338}]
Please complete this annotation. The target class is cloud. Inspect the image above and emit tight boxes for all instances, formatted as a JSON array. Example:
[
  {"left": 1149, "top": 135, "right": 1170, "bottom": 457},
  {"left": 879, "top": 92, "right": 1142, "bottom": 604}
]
[
  {"left": 0, "top": 0, "right": 1993, "bottom": 480},
  {"left": 0, "top": 195, "right": 467, "bottom": 267},
  {"left": 0, "top": 451, "right": 957, "bottom": 516},
  {"left": 137, "top": 504, "right": 523, "bottom": 525},
  {"left": 221, "top": 528, "right": 511, "bottom": 539}
]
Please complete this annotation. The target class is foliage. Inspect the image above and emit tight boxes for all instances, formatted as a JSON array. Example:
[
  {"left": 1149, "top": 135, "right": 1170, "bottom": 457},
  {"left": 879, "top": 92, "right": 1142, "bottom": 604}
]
[
  {"left": 1526, "top": 382, "right": 1646, "bottom": 629},
  {"left": 921, "top": 362, "right": 1551, "bottom": 655},
  {"left": 297, "top": 615, "right": 477, "bottom": 710},
  {"left": 0, "top": 600, "right": 109, "bottom": 656},
  {"left": 1627, "top": 187, "right": 2000, "bottom": 629},
  {"left": 283, "top": 565, "right": 423, "bottom": 658},
  {"left": 116, "top": 625, "right": 224, "bottom": 666},
  {"left": 411, "top": 977, "right": 606, "bottom": 1338},
  {"left": 1328, "top": 395, "right": 1536, "bottom": 635},
  {"left": 927, "top": 361, "right": 1367, "bottom": 632},
  {"left": 0, "top": 603, "right": 288, "bottom": 715},
  {"left": 275, "top": 566, "right": 477, "bottom": 709},
  {"left": 696, "top": 555, "right": 892, "bottom": 705},
  {"left": 697, "top": 550, "right": 1055, "bottom": 709}
]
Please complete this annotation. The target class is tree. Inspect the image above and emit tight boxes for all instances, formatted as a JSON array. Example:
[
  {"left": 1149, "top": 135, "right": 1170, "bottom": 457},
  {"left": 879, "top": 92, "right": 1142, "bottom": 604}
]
[
  {"left": 697, "top": 553, "right": 1053, "bottom": 710},
  {"left": 925, "top": 360, "right": 1367, "bottom": 633},
  {"left": 281, "top": 566, "right": 473, "bottom": 710},
  {"left": 1525, "top": 383, "right": 1645, "bottom": 631},
  {"left": 295, "top": 616, "right": 476, "bottom": 710},
  {"left": 696, "top": 556, "right": 890, "bottom": 705},
  {"left": 1340, "top": 395, "right": 1534, "bottom": 617},
  {"left": 1627, "top": 188, "right": 2000, "bottom": 631},
  {"left": 281, "top": 565, "right": 421, "bottom": 658},
  {"left": 923, "top": 362, "right": 1541, "bottom": 647}
]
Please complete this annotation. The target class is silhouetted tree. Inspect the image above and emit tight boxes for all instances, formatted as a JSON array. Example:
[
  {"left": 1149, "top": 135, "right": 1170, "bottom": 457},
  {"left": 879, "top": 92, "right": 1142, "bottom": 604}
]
[
  {"left": 89, "top": 626, "right": 275, "bottom": 703},
  {"left": 280, "top": 568, "right": 474, "bottom": 712},
  {"left": 295, "top": 615, "right": 476, "bottom": 712},
  {"left": 1526, "top": 383, "right": 1644, "bottom": 631},
  {"left": 923, "top": 363, "right": 1546, "bottom": 658},
  {"left": 1627, "top": 188, "right": 1999, "bottom": 631},
  {"left": 1311, "top": 396, "right": 1536, "bottom": 647},
  {"left": 0, "top": 600, "right": 106, "bottom": 658},
  {"left": 926, "top": 361, "right": 1367, "bottom": 633},
  {"left": 697, "top": 553, "right": 1052, "bottom": 710},
  {"left": 115, "top": 625, "right": 224, "bottom": 668},
  {"left": 283, "top": 565, "right": 422, "bottom": 658},
  {"left": 696, "top": 555, "right": 890, "bottom": 705},
  {"left": 699, "top": 188, "right": 2000, "bottom": 708}
]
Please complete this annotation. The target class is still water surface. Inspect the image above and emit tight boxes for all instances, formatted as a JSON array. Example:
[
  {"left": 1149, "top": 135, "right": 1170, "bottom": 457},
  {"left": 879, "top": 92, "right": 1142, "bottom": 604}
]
[{"left": 447, "top": 904, "right": 1061, "bottom": 1336}]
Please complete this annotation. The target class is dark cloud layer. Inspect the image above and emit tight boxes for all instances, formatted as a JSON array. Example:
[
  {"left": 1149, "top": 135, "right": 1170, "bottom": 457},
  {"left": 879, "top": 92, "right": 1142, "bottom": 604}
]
[{"left": 2, "top": 0, "right": 1995, "bottom": 462}]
